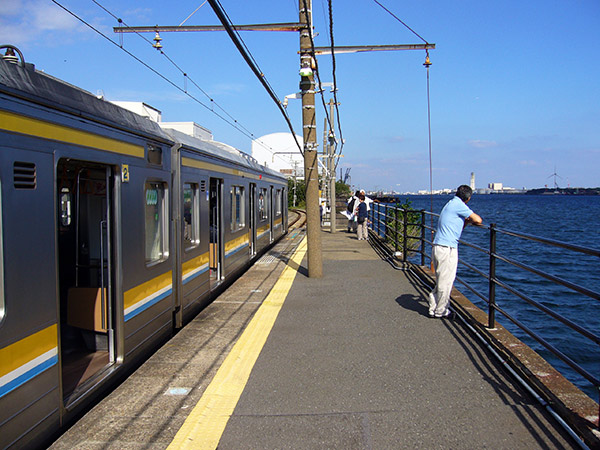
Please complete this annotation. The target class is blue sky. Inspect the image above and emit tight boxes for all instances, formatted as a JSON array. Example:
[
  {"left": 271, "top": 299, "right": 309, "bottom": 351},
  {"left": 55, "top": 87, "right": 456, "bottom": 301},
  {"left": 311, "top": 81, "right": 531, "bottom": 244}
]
[{"left": 1, "top": 0, "right": 599, "bottom": 192}]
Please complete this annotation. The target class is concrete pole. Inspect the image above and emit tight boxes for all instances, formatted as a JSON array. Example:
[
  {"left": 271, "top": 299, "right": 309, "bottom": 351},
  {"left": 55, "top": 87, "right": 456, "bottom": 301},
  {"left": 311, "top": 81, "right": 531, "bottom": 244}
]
[
  {"left": 299, "top": 0, "right": 323, "bottom": 277},
  {"left": 328, "top": 98, "right": 337, "bottom": 233}
]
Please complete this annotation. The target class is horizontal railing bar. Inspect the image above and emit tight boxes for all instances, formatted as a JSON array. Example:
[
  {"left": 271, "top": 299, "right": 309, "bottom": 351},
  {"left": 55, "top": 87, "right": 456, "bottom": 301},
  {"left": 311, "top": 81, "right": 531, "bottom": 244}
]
[
  {"left": 495, "top": 227, "right": 600, "bottom": 257},
  {"left": 459, "top": 259, "right": 489, "bottom": 280},
  {"left": 492, "top": 303, "right": 600, "bottom": 387},
  {"left": 454, "top": 275, "right": 489, "bottom": 303},
  {"left": 493, "top": 277, "right": 600, "bottom": 345},
  {"left": 372, "top": 203, "right": 599, "bottom": 405},
  {"left": 458, "top": 239, "right": 489, "bottom": 254},
  {"left": 494, "top": 251, "right": 600, "bottom": 301}
]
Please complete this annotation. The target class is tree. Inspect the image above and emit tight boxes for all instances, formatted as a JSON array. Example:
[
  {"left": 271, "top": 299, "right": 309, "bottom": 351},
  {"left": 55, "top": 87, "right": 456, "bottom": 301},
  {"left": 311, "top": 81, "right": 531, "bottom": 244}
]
[
  {"left": 288, "top": 178, "right": 306, "bottom": 208},
  {"left": 335, "top": 180, "right": 351, "bottom": 199}
]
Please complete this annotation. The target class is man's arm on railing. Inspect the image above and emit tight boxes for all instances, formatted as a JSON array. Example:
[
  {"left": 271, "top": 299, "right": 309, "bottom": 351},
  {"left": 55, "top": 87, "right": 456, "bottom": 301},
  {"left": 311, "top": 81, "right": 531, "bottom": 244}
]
[{"left": 465, "top": 212, "right": 483, "bottom": 226}]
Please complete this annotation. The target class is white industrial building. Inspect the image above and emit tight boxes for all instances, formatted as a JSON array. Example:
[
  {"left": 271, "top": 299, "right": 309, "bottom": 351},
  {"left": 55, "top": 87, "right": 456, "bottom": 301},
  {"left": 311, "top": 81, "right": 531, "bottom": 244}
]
[{"left": 251, "top": 132, "right": 304, "bottom": 179}]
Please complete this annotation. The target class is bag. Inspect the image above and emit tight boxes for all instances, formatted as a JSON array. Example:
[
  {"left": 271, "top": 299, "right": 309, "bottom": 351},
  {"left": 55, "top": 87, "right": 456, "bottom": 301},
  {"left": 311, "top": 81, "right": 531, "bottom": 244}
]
[
  {"left": 357, "top": 216, "right": 365, "bottom": 224},
  {"left": 347, "top": 198, "right": 355, "bottom": 213}
]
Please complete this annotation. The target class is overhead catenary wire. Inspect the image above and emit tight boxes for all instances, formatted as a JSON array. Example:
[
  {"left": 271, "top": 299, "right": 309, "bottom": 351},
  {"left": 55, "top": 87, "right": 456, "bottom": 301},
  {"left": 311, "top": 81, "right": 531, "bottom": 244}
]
[
  {"left": 300, "top": 0, "right": 336, "bottom": 150},
  {"left": 328, "top": 0, "right": 344, "bottom": 168},
  {"left": 371, "top": 0, "right": 434, "bottom": 211},
  {"left": 179, "top": 1, "right": 208, "bottom": 27},
  {"left": 89, "top": 0, "right": 287, "bottom": 162},
  {"left": 206, "top": 0, "right": 304, "bottom": 156},
  {"left": 425, "top": 52, "right": 434, "bottom": 238},
  {"left": 372, "top": 0, "right": 429, "bottom": 44}
]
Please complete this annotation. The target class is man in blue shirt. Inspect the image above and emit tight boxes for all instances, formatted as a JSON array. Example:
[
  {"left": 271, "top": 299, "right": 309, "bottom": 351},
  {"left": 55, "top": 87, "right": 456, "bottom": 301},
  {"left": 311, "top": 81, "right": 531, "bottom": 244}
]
[{"left": 429, "top": 185, "right": 482, "bottom": 318}]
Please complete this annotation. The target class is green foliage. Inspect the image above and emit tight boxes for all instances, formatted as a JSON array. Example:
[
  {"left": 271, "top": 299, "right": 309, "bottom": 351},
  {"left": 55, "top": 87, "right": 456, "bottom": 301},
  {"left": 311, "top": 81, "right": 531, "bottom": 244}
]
[
  {"left": 288, "top": 178, "right": 306, "bottom": 208},
  {"left": 335, "top": 180, "right": 351, "bottom": 199},
  {"left": 384, "top": 198, "right": 422, "bottom": 255}
]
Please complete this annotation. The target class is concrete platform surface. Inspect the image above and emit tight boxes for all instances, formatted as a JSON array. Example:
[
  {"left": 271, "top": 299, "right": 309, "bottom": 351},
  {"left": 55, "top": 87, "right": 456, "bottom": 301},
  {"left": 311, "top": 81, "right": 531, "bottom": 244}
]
[{"left": 49, "top": 225, "right": 578, "bottom": 449}]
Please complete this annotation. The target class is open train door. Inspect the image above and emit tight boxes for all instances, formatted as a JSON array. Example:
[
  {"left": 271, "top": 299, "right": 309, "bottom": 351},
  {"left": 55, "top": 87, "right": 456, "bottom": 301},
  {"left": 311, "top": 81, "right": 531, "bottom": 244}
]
[
  {"left": 249, "top": 183, "right": 257, "bottom": 257},
  {"left": 56, "top": 159, "right": 116, "bottom": 406},
  {"left": 209, "top": 178, "right": 223, "bottom": 284}
]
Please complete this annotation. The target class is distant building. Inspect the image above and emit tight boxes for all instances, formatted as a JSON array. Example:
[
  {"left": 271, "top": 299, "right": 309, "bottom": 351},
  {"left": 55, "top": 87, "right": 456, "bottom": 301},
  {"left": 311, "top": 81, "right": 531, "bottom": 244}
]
[
  {"left": 110, "top": 101, "right": 162, "bottom": 122},
  {"left": 470, "top": 172, "right": 475, "bottom": 190},
  {"left": 251, "top": 132, "right": 304, "bottom": 179},
  {"left": 488, "top": 182, "right": 503, "bottom": 190},
  {"left": 109, "top": 101, "right": 213, "bottom": 140}
]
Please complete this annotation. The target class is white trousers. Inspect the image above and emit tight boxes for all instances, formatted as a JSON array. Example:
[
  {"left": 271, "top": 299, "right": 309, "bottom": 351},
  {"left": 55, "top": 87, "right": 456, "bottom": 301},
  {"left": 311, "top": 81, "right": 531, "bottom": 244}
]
[
  {"left": 429, "top": 245, "right": 458, "bottom": 317},
  {"left": 357, "top": 221, "right": 368, "bottom": 240}
]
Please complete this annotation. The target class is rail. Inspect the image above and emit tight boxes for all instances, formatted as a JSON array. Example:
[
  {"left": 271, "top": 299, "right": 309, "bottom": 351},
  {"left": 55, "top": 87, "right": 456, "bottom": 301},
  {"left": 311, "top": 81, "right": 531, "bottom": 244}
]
[{"left": 368, "top": 202, "right": 600, "bottom": 417}]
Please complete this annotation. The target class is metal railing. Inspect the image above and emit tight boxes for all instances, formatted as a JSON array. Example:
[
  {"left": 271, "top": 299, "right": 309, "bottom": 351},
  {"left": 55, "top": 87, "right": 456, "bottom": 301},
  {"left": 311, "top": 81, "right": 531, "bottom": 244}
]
[{"left": 368, "top": 203, "right": 600, "bottom": 408}]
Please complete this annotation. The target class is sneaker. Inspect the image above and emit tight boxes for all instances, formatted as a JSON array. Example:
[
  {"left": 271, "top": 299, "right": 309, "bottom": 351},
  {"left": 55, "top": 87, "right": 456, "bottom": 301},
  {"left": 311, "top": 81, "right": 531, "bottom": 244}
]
[
  {"left": 435, "top": 310, "right": 454, "bottom": 319},
  {"left": 428, "top": 311, "right": 435, "bottom": 318}
]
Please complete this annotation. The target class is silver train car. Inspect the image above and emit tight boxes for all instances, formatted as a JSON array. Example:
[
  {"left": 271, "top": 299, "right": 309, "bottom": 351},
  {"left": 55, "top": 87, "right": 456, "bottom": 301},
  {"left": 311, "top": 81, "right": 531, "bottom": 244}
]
[{"left": 0, "top": 53, "right": 288, "bottom": 449}]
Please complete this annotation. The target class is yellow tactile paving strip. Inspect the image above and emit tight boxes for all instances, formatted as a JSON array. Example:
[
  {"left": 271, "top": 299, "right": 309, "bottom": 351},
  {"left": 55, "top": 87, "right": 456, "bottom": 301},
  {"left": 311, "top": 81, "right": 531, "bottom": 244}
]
[{"left": 167, "top": 236, "right": 307, "bottom": 450}]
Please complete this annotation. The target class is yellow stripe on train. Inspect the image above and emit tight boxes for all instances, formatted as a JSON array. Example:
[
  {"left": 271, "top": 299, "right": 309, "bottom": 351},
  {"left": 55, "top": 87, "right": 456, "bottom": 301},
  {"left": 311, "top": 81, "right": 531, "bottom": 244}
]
[
  {"left": 0, "top": 110, "right": 145, "bottom": 158},
  {"left": 0, "top": 325, "right": 57, "bottom": 379},
  {"left": 124, "top": 271, "right": 173, "bottom": 321}
]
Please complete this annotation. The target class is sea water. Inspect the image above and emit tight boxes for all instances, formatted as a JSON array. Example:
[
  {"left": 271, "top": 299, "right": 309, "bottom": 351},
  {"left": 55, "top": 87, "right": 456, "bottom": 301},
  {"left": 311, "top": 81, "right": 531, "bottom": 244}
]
[{"left": 378, "top": 194, "right": 600, "bottom": 401}]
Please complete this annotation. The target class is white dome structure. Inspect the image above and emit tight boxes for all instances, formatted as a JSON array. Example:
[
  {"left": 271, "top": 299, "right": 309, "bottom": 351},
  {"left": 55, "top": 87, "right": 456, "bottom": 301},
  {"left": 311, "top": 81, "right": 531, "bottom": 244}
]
[{"left": 251, "top": 132, "right": 304, "bottom": 178}]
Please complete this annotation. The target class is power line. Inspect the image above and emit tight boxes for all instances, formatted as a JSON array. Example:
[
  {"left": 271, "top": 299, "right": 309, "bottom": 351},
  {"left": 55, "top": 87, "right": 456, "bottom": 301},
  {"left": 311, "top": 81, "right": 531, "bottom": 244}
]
[
  {"left": 179, "top": 1, "right": 208, "bottom": 27},
  {"left": 371, "top": 0, "right": 429, "bottom": 44},
  {"left": 92, "top": 0, "right": 258, "bottom": 143},
  {"left": 206, "top": 0, "right": 304, "bottom": 155},
  {"left": 54, "top": 0, "right": 290, "bottom": 163},
  {"left": 328, "top": 0, "right": 344, "bottom": 166},
  {"left": 300, "top": 0, "right": 335, "bottom": 146}
]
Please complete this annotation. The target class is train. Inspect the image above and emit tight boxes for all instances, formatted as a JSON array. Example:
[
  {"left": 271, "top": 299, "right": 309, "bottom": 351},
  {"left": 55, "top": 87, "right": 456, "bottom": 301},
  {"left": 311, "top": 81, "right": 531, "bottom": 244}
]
[{"left": 0, "top": 47, "right": 289, "bottom": 449}]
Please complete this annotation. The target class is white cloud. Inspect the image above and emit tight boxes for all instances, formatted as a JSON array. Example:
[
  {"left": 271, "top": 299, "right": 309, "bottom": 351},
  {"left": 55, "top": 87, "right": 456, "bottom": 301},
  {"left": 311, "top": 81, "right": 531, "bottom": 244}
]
[
  {"left": 210, "top": 83, "right": 246, "bottom": 96},
  {"left": 31, "top": 1, "right": 80, "bottom": 31},
  {"left": 468, "top": 139, "right": 498, "bottom": 149},
  {"left": 0, "top": 0, "right": 91, "bottom": 44},
  {"left": 0, "top": 0, "right": 23, "bottom": 15}
]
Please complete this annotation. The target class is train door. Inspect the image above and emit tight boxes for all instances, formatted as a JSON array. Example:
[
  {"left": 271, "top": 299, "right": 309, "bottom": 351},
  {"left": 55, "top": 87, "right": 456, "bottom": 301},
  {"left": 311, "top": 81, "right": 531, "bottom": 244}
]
[
  {"left": 283, "top": 187, "right": 288, "bottom": 231},
  {"left": 249, "top": 183, "right": 257, "bottom": 257},
  {"left": 209, "top": 178, "right": 223, "bottom": 283},
  {"left": 57, "top": 159, "right": 116, "bottom": 404},
  {"left": 269, "top": 186, "right": 274, "bottom": 242}
]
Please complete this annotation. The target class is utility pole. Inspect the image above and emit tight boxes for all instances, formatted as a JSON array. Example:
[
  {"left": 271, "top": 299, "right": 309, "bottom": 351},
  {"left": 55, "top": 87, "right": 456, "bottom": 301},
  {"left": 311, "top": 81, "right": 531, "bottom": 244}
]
[
  {"left": 299, "top": 0, "right": 323, "bottom": 277},
  {"left": 114, "top": 4, "right": 434, "bottom": 279}
]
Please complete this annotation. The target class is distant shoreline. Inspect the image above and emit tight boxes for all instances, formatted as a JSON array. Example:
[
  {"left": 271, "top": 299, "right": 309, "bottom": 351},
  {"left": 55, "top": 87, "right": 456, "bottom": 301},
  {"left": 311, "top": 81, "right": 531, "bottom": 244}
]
[
  {"left": 371, "top": 187, "right": 600, "bottom": 202},
  {"left": 524, "top": 187, "right": 600, "bottom": 195}
]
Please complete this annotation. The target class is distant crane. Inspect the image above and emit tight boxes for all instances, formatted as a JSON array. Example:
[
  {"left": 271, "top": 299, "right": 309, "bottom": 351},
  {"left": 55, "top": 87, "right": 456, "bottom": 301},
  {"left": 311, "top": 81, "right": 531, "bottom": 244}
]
[
  {"left": 340, "top": 168, "right": 351, "bottom": 185},
  {"left": 547, "top": 166, "right": 562, "bottom": 189}
]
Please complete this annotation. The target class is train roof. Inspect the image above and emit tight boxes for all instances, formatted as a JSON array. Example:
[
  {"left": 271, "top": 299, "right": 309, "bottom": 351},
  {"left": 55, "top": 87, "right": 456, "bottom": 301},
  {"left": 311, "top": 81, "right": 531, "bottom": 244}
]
[
  {"left": 0, "top": 59, "right": 170, "bottom": 142},
  {"left": 161, "top": 127, "right": 286, "bottom": 181},
  {"left": 0, "top": 59, "right": 286, "bottom": 181}
]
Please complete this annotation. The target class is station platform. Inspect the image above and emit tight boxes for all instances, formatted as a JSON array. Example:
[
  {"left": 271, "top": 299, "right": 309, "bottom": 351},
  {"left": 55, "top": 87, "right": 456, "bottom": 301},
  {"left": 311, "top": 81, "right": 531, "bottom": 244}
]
[{"left": 49, "top": 221, "right": 581, "bottom": 449}]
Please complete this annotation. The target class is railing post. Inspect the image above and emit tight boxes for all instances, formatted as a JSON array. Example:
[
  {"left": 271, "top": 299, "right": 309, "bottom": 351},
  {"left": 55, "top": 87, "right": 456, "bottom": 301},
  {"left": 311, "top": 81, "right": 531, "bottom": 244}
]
[
  {"left": 488, "top": 223, "right": 497, "bottom": 328},
  {"left": 402, "top": 208, "right": 408, "bottom": 263},
  {"left": 384, "top": 203, "right": 388, "bottom": 241},
  {"left": 420, "top": 210, "right": 426, "bottom": 266},
  {"left": 377, "top": 206, "right": 381, "bottom": 237},
  {"left": 394, "top": 206, "right": 400, "bottom": 253}
]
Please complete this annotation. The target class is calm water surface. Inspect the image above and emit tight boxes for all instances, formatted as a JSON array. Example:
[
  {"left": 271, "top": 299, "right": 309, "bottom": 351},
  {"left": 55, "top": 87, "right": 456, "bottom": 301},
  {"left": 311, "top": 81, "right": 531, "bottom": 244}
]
[{"left": 379, "top": 194, "right": 600, "bottom": 400}]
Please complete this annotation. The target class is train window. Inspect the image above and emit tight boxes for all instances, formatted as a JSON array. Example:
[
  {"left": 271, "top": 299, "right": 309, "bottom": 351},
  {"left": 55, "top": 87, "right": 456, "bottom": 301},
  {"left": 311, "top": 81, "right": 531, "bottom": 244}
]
[
  {"left": 147, "top": 144, "right": 163, "bottom": 166},
  {"left": 258, "top": 188, "right": 268, "bottom": 221},
  {"left": 144, "top": 181, "right": 169, "bottom": 264},
  {"left": 230, "top": 185, "right": 245, "bottom": 232},
  {"left": 183, "top": 183, "right": 200, "bottom": 249},
  {"left": 275, "top": 189, "right": 282, "bottom": 216},
  {"left": 60, "top": 187, "right": 72, "bottom": 226}
]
